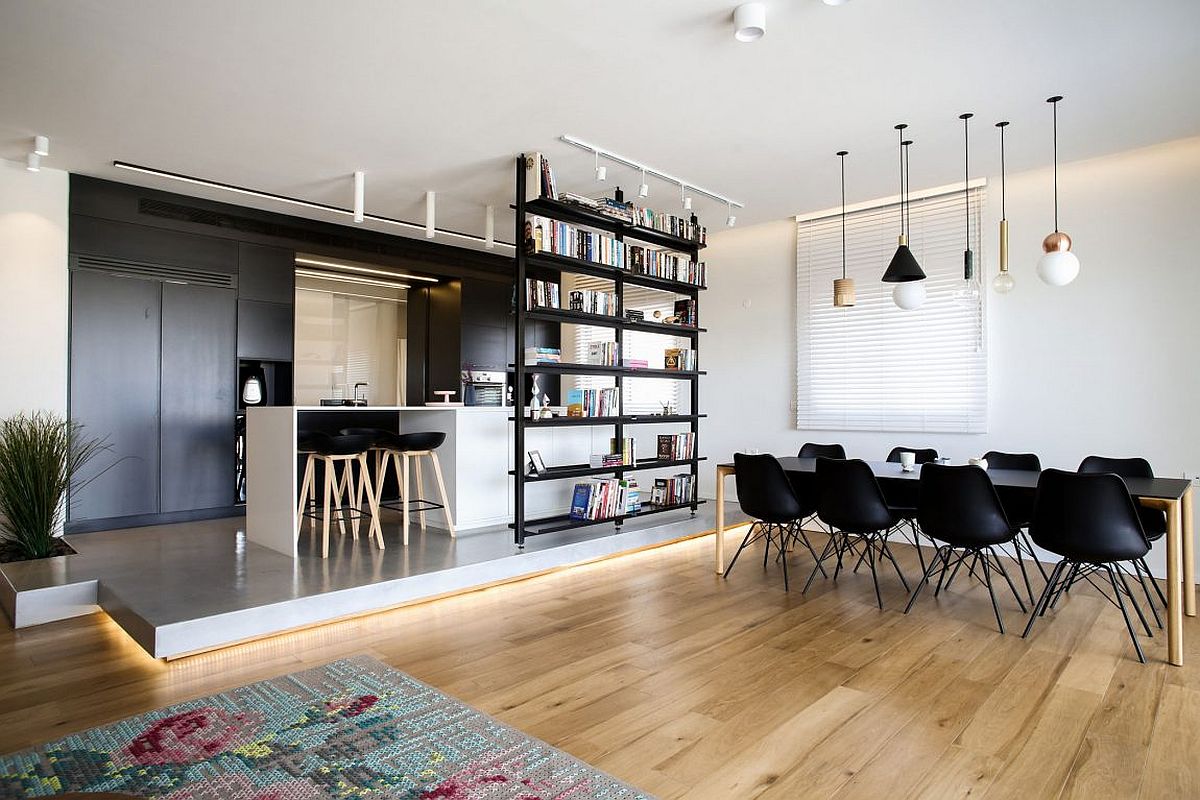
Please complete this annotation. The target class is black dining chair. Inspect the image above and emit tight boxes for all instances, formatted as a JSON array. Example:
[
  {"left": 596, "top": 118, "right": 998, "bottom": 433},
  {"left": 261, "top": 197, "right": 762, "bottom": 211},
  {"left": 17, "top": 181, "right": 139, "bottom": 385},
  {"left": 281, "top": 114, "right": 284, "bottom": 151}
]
[
  {"left": 883, "top": 446, "right": 939, "bottom": 573},
  {"left": 905, "top": 464, "right": 1028, "bottom": 632},
  {"left": 798, "top": 443, "right": 847, "bottom": 459},
  {"left": 1023, "top": 469, "right": 1154, "bottom": 663},
  {"left": 724, "top": 453, "right": 821, "bottom": 591},
  {"left": 1078, "top": 456, "right": 1168, "bottom": 623},
  {"left": 804, "top": 457, "right": 909, "bottom": 609},
  {"left": 981, "top": 450, "right": 1048, "bottom": 603}
]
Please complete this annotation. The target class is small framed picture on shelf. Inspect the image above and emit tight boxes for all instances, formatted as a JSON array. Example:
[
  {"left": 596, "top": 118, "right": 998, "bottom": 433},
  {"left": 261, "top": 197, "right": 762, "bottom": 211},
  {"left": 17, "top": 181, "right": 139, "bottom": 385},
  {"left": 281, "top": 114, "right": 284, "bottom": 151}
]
[{"left": 527, "top": 450, "right": 547, "bottom": 476}]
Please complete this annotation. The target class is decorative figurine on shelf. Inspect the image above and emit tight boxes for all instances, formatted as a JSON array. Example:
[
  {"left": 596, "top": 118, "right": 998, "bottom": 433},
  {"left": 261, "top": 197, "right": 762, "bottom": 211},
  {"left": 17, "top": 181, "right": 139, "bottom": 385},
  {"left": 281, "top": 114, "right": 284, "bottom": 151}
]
[
  {"left": 652, "top": 309, "right": 681, "bottom": 325},
  {"left": 529, "top": 374, "right": 541, "bottom": 418},
  {"left": 540, "top": 394, "right": 553, "bottom": 419}
]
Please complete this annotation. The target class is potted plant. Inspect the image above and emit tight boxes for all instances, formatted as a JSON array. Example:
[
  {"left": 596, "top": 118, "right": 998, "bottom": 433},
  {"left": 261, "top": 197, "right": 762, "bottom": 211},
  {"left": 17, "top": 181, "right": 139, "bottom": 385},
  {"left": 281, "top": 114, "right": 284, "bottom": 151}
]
[{"left": 0, "top": 412, "right": 109, "bottom": 562}]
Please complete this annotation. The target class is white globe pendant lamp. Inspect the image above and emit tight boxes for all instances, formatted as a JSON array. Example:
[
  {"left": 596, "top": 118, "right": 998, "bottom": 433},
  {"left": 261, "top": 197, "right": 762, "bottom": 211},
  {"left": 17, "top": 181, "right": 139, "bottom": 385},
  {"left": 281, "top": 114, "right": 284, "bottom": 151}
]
[
  {"left": 893, "top": 280, "right": 927, "bottom": 310},
  {"left": 1036, "top": 96, "right": 1080, "bottom": 287}
]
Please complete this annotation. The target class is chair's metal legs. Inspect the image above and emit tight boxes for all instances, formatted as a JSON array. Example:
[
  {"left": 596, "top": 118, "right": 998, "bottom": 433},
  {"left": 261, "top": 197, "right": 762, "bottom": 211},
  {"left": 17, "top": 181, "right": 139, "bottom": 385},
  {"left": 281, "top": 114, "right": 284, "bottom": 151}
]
[
  {"left": 987, "top": 549, "right": 1028, "bottom": 613},
  {"left": 1114, "top": 566, "right": 1153, "bottom": 637},
  {"left": 1130, "top": 560, "right": 1164, "bottom": 629},
  {"left": 980, "top": 554, "right": 1006, "bottom": 634},
  {"left": 1137, "top": 557, "right": 1169, "bottom": 608},
  {"left": 879, "top": 540, "right": 909, "bottom": 592},
  {"left": 803, "top": 534, "right": 838, "bottom": 594},
  {"left": 1104, "top": 565, "right": 1147, "bottom": 664},
  {"left": 1023, "top": 560, "right": 1068, "bottom": 639},
  {"left": 722, "top": 522, "right": 762, "bottom": 579},
  {"left": 904, "top": 545, "right": 948, "bottom": 614}
]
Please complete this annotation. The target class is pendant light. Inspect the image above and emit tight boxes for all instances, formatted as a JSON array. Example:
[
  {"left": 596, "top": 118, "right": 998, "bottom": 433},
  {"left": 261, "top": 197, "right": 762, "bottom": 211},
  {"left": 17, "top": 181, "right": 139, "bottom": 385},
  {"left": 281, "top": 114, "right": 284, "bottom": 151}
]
[
  {"left": 833, "top": 150, "right": 855, "bottom": 307},
  {"left": 993, "top": 121, "right": 1015, "bottom": 293},
  {"left": 883, "top": 124, "right": 926, "bottom": 310},
  {"left": 953, "top": 113, "right": 980, "bottom": 305},
  {"left": 1036, "top": 95, "right": 1080, "bottom": 286}
]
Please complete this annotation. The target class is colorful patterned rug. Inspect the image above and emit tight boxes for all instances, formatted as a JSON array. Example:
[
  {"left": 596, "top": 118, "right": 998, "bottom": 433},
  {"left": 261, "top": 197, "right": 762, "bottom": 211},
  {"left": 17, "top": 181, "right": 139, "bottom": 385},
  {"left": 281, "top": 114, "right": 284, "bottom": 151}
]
[{"left": 0, "top": 655, "right": 651, "bottom": 799}]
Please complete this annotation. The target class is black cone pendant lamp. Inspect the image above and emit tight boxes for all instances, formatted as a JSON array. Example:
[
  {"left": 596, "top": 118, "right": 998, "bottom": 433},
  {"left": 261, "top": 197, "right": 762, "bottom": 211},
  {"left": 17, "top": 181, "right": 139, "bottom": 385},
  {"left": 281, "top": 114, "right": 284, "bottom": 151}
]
[
  {"left": 883, "top": 125, "right": 926, "bottom": 310},
  {"left": 833, "top": 150, "right": 855, "bottom": 307}
]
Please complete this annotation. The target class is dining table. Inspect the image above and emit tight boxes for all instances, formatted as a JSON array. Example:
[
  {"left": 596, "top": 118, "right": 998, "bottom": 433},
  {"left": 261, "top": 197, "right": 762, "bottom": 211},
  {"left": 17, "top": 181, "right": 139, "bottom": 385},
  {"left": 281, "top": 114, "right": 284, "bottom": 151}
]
[{"left": 713, "top": 457, "right": 1196, "bottom": 666}]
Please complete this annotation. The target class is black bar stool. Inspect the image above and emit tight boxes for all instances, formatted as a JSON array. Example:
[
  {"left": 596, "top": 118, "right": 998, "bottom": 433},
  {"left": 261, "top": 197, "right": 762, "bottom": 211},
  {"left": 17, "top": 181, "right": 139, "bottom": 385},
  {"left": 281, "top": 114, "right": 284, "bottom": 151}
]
[
  {"left": 372, "top": 431, "right": 455, "bottom": 547},
  {"left": 296, "top": 433, "right": 384, "bottom": 557}
]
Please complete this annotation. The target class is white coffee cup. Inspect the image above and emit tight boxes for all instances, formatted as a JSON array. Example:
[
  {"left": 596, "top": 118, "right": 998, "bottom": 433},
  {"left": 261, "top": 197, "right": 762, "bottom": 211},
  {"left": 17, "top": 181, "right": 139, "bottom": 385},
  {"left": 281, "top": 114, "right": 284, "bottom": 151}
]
[
  {"left": 968, "top": 457, "right": 989, "bottom": 470},
  {"left": 899, "top": 451, "right": 916, "bottom": 471}
]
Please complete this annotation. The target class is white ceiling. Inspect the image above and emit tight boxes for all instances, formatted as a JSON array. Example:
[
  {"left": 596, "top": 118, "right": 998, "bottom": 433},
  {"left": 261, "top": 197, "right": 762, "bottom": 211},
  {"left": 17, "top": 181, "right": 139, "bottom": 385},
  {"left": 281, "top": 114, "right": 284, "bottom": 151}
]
[{"left": 2, "top": 0, "right": 1198, "bottom": 245}]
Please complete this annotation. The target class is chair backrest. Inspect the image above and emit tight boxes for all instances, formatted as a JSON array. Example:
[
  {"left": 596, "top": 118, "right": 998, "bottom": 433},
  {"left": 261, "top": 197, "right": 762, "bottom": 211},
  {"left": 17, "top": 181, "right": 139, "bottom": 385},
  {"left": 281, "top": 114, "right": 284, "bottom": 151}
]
[
  {"left": 1030, "top": 468, "right": 1150, "bottom": 562},
  {"left": 734, "top": 452, "right": 803, "bottom": 524},
  {"left": 1077, "top": 455, "right": 1166, "bottom": 537},
  {"left": 798, "top": 442, "right": 846, "bottom": 459},
  {"left": 815, "top": 457, "right": 894, "bottom": 533},
  {"left": 886, "top": 446, "right": 939, "bottom": 464},
  {"left": 917, "top": 464, "right": 1013, "bottom": 547},
  {"left": 983, "top": 451, "right": 1041, "bottom": 472}
]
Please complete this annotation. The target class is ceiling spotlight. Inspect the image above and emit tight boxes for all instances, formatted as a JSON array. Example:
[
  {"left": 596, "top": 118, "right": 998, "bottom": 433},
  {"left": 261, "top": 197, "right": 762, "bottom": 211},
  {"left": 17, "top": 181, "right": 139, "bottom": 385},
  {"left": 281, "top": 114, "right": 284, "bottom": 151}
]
[
  {"left": 353, "top": 170, "right": 365, "bottom": 223},
  {"left": 26, "top": 153, "right": 40, "bottom": 172},
  {"left": 33, "top": 135, "right": 49, "bottom": 157},
  {"left": 680, "top": 183, "right": 692, "bottom": 211},
  {"left": 726, "top": 202, "right": 736, "bottom": 227},
  {"left": 638, "top": 168, "right": 649, "bottom": 198},
  {"left": 594, "top": 151, "right": 607, "bottom": 182},
  {"left": 734, "top": 2, "right": 766, "bottom": 42},
  {"left": 822, "top": 0, "right": 852, "bottom": 5}
]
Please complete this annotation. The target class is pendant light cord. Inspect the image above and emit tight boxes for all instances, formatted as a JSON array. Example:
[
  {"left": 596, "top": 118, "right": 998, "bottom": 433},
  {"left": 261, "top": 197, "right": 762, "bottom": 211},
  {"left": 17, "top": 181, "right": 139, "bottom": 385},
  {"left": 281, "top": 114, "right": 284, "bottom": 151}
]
[
  {"left": 839, "top": 152, "right": 847, "bottom": 280},
  {"left": 897, "top": 126, "right": 905, "bottom": 237},
  {"left": 963, "top": 115, "right": 970, "bottom": 248},
  {"left": 903, "top": 141, "right": 911, "bottom": 238},
  {"left": 999, "top": 123, "right": 1007, "bottom": 219},
  {"left": 1052, "top": 99, "right": 1059, "bottom": 232}
]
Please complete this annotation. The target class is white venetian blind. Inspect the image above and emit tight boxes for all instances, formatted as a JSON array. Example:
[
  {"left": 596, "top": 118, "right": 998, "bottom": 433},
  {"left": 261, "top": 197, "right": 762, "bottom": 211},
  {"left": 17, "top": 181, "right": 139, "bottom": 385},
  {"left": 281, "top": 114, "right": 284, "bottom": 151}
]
[{"left": 795, "top": 186, "right": 987, "bottom": 433}]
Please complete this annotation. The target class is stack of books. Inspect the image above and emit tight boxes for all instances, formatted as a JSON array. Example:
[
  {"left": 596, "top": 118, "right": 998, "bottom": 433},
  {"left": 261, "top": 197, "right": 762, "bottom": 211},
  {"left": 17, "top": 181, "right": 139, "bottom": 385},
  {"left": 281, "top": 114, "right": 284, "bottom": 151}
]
[
  {"left": 626, "top": 246, "right": 707, "bottom": 287},
  {"left": 527, "top": 216, "right": 627, "bottom": 268},
  {"left": 526, "top": 278, "right": 560, "bottom": 309},
  {"left": 672, "top": 298, "right": 698, "bottom": 327},
  {"left": 558, "top": 193, "right": 636, "bottom": 225},
  {"left": 566, "top": 387, "right": 619, "bottom": 417},
  {"left": 586, "top": 341, "right": 619, "bottom": 366},
  {"left": 524, "top": 152, "right": 559, "bottom": 200},
  {"left": 657, "top": 433, "right": 696, "bottom": 461},
  {"left": 610, "top": 437, "right": 637, "bottom": 466},
  {"left": 569, "top": 288, "right": 618, "bottom": 316},
  {"left": 651, "top": 474, "right": 696, "bottom": 506},
  {"left": 632, "top": 207, "right": 707, "bottom": 245},
  {"left": 569, "top": 478, "right": 642, "bottom": 520},
  {"left": 589, "top": 453, "right": 626, "bottom": 468},
  {"left": 524, "top": 347, "right": 561, "bottom": 366},
  {"left": 622, "top": 357, "right": 649, "bottom": 369},
  {"left": 664, "top": 347, "right": 698, "bottom": 371}
]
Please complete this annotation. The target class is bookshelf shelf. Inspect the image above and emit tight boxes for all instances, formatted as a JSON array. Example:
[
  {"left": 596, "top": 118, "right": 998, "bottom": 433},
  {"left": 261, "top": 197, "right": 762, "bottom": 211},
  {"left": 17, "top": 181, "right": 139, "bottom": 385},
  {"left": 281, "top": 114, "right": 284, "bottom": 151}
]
[
  {"left": 525, "top": 252, "right": 707, "bottom": 295},
  {"left": 513, "top": 154, "right": 705, "bottom": 547},
  {"left": 511, "top": 500, "right": 709, "bottom": 537},
  {"left": 509, "top": 457, "right": 707, "bottom": 482}
]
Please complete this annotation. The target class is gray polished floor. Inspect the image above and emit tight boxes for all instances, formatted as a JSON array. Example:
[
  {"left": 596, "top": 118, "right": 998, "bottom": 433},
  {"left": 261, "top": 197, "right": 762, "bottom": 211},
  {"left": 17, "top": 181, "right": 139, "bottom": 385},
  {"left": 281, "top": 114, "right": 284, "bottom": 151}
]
[{"left": 32, "top": 503, "right": 743, "bottom": 658}]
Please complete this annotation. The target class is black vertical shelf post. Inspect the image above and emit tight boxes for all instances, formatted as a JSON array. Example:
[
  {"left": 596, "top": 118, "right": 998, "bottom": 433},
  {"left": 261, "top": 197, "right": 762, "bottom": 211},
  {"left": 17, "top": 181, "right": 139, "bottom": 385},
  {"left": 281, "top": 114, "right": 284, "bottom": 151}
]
[{"left": 514, "top": 155, "right": 528, "bottom": 547}]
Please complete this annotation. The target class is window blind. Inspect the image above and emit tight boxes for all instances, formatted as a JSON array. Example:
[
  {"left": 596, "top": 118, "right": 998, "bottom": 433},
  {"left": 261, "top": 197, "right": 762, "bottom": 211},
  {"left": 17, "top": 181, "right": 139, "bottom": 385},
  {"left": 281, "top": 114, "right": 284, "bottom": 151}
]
[
  {"left": 795, "top": 187, "right": 986, "bottom": 433},
  {"left": 567, "top": 276, "right": 683, "bottom": 415}
]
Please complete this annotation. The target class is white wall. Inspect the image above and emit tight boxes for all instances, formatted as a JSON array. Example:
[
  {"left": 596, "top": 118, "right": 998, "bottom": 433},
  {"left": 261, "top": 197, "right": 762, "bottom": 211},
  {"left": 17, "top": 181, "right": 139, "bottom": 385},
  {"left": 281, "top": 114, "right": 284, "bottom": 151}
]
[
  {"left": 0, "top": 161, "right": 69, "bottom": 417},
  {"left": 701, "top": 136, "right": 1200, "bottom": 577}
]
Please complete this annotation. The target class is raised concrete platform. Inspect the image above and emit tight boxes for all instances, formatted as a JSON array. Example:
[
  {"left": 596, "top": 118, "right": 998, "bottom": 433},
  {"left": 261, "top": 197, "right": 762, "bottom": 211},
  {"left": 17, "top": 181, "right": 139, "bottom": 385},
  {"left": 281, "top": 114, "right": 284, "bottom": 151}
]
[{"left": 2, "top": 504, "right": 745, "bottom": 659}]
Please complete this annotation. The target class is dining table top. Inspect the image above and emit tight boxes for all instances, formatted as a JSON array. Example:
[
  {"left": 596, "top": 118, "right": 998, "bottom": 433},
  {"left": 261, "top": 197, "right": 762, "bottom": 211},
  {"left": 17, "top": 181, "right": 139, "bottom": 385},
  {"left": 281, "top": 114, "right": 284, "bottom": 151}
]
[{"left": 716, "top": 456, "right": 1192, "bottom": 502}]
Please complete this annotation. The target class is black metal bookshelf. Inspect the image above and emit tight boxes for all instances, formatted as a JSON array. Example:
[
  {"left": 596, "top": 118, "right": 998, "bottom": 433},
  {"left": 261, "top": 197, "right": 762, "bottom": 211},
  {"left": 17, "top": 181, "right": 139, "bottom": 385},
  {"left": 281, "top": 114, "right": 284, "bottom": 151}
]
[{"left": 513, "top": 154, "right": 705, "bottom": 546}]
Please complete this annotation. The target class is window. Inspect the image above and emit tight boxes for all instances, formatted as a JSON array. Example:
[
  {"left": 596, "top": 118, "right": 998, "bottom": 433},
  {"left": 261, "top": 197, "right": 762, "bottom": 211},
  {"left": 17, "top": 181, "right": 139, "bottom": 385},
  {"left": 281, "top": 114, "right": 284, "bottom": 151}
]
[
  {"left": 566, "top": 277, "right": 684, "bottom": 415},
  {"left": 795, "top": 186, "right": 986, "bottom": 433}
]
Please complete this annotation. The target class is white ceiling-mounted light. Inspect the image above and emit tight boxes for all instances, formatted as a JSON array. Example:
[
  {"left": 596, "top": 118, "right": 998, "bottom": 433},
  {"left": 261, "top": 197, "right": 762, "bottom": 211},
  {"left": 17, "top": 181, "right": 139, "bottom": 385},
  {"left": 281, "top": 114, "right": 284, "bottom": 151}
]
[
  {"left": 485, "top": 205, "right": 495, "bottom": 250},
  {"left": 26, "top": 153, "right": 40, "bottom": 172},
  {"left": 638, "top": 168, "right": 649, "bottom": 198},
  {"left": 425, "top": 191, "right": 436, "bottom": 238},
  {"left": 822, "top": 0, "right": 852, "bottom": 6},
  {"left": 353, "top": 171, "right": 365, "bottom": 223},
  {"left": 33, "top": 136, "right": 49, "bottom": 157},
  {"left": 594, "top": 150, "right": 606, "bottom": 182},
  {"left": 294, "top": 256, "right": 438, "bottom": 283},
  {"left": 680, "top": 183, "right": 692, "bottom": 211},
  {"left": 733, "top": 2, "right": 766, "bottom": 42},
  {"left": 726, "top": 201, "right": 736, "bottom": 227},
  {"left": 295, "top": 269, "right": 410, "bottom": 290}
]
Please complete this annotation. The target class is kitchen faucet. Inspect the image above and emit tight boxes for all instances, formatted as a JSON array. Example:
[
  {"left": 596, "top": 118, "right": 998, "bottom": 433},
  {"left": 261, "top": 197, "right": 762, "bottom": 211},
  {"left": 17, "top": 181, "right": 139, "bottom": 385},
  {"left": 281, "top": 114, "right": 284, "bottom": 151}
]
[{"left": 353, "top": 382, "right": 369, "bottom": 406}]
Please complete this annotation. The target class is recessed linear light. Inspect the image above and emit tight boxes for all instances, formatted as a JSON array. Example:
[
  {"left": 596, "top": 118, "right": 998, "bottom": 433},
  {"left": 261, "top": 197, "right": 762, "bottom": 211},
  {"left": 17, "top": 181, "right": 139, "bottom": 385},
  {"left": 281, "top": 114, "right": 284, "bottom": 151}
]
[
  {"left": 293, "top": 256, "right": 438, "bottom": 283},
  {"left": 111, "top": 161, "right": 516, "bottom": 249},
  {"left": 294, "top": 268, "right": 409, "bottom": 289}
]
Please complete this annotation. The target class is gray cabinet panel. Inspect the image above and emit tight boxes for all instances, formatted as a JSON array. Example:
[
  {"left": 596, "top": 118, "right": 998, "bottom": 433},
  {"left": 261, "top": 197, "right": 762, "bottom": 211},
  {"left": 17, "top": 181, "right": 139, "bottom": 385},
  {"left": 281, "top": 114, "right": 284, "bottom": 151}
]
[
  {"left": 238, "top": 243, "right": 294, "bottom": 303},
  {"left": 69, "top": 271, "right": 161, "bottom": 521},
  {"left": 161, "top": 283, "right": 237, "bottom": 512},
  {"left": 237, "top": 300, "right": 293, "bottom": 361}
]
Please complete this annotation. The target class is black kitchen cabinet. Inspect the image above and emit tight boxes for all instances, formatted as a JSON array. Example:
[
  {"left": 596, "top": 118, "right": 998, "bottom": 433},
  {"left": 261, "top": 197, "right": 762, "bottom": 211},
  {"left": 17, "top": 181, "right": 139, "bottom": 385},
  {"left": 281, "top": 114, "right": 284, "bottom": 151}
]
[
  {"left": 68, "top": 270, "right": 162, "bottom": 521},
  {"left": 237, "top": 243, "right": 294, "bottom": 304},
  {"left": 161, "top": 283, "right": 237, "bottom": 512},
  {"left": 237, "top": 299, "right": 293, "bottom": 361}
]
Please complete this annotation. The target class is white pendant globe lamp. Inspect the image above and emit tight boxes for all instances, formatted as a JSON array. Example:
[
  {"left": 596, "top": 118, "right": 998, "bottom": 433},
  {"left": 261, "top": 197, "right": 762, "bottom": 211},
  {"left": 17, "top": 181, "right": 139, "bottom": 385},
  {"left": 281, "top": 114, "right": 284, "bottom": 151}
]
[{"left": 1036, "top": 96, "right": 1080, "bottom": 287}]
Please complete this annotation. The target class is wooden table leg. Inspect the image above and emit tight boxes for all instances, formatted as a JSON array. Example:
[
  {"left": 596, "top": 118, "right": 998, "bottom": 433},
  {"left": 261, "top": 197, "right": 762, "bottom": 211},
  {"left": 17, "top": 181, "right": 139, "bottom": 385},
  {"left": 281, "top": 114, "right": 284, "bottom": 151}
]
[
  {"left": 1184, "top": 485, "right": 1195, "bottom": 617},
  {"left": 715, "top": 464, "right": 733, "bottom": 574},
  {"left": 1167, "top": 499, "right": 1184, "bottom": 666}
]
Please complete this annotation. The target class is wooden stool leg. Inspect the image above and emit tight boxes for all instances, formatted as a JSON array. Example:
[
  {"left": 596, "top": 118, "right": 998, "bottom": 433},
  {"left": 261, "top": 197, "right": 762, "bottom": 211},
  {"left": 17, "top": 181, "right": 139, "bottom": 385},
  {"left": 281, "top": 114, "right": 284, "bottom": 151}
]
[
  {"left": 401, "top": 452, "right": 411, "bottom": 547},
  {"left": 359, "top": 453, "right": 385, "bottom": 550},
  {"left": 297, "top": 455, "right": 314, "bottom": 528},
  {"left": 414, "top": 454, "right": 427, "bottom": 531},
  {"left": 308, "top": 458, "right": 318, "bottom": 517},
  {"left": 352, "top": 456, "right": 366, "bottom": 540},
  {"left": 321, "top": 457, "right": 333, "bottom": 558},
  {"left": 335, "top": 459, "right": 350, "bottom": 537},
  {"left": 374, "top": 449, "right": 391, "bottom": 511},
  {"left": 428, "top": 450, "right": 455, "bottom": 538}
]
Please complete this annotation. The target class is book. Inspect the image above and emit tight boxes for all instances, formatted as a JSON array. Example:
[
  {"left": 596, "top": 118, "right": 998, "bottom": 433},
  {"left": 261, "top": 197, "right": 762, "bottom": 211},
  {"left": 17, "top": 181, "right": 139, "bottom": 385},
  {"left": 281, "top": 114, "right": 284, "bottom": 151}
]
[
  {"left": 566, "top": 387, "right": 619, "bottom": 418},
  {"left": 656, "top": 433, "right": 696, "bottom": 461},
  {"left": 664, "top": 347, "right": 697, "bottom": 371}
]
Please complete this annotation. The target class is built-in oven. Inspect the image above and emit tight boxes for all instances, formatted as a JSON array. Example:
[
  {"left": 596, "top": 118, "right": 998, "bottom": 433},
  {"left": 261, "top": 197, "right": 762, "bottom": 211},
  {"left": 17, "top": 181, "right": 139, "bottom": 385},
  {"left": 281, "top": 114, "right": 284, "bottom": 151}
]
[{"left": 461, "top": 369, "right": 508, "bottom": 406}]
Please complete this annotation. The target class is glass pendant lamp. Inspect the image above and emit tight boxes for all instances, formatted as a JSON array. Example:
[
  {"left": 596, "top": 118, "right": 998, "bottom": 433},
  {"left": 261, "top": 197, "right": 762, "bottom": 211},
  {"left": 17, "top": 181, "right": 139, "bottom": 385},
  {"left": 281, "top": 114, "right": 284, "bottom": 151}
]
[
  {"left": 954, "top": 113, "right": 980, "bottom": 305},
  {"left": 833, "top": 150, "right": 855, "bottom": 307},
  {"left": 1036, "top": 96, "right": 1080, "bottom": 286}
]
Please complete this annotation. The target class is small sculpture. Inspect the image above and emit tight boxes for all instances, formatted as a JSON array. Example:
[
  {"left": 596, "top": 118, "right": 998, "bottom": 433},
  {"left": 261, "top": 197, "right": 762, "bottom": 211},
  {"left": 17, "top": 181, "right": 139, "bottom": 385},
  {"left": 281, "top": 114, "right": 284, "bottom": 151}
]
[
  {"left": 540, "top": 393, "right": 553, "bottom": 418},
  {"left": 529, "top": 374, "right": 541, "bottom": 417}
]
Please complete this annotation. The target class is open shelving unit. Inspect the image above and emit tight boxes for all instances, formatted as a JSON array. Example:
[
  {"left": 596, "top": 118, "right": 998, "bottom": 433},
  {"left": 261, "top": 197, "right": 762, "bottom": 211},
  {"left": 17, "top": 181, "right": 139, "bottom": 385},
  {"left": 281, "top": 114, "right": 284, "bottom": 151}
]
[{"left": 512, "top": 155, "right": 706, "bottom": 546}]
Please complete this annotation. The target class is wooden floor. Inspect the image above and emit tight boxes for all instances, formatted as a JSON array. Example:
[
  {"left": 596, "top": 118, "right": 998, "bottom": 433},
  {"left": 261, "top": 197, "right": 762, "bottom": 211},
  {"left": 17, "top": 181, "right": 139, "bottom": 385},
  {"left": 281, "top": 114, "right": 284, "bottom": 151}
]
[{"left": 2, "top": 531, "right": 1197, "bottom": 799}]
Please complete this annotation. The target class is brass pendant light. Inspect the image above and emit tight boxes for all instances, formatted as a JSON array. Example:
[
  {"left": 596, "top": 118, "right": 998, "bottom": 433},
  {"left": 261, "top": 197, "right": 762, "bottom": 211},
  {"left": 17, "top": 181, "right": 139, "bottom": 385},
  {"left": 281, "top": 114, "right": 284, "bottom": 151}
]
[
  {"left": 833, "top": 150, "right": 855, "bottom": 307},
  {"left": 993, "top": 120, "right": 1015, "bottom": 293}
]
